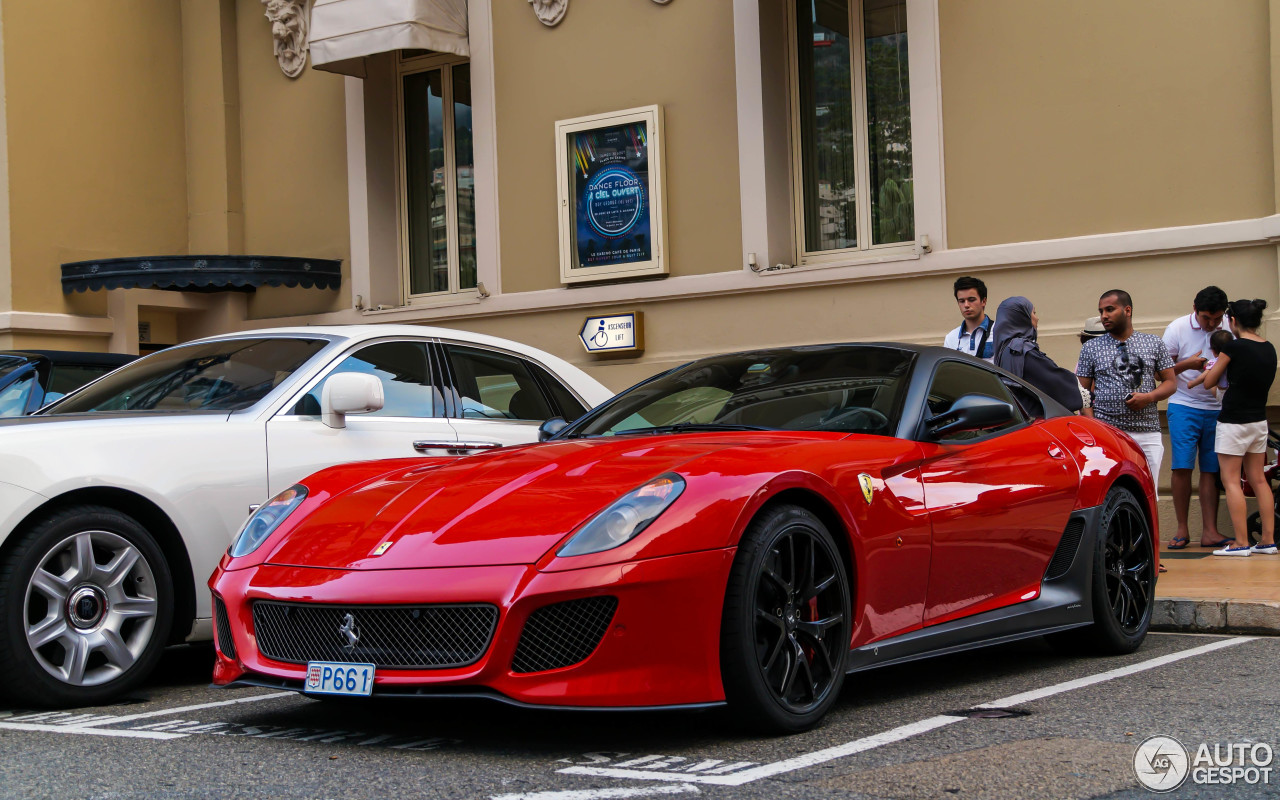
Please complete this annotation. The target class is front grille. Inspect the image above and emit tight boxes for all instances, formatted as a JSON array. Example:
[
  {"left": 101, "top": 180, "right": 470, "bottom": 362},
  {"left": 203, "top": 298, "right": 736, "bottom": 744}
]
[
  {"left": 252, "top": 601, "right": 497, "bottom": 669},
  {"left": 1045, "top": 518, "right": 1086, "bottom": 580},
  {"left": 511, "top": 596, "right": 618, "bottom": 674},
  {"left": 213, "top": 595, "right": 237, "bottom": 660}
]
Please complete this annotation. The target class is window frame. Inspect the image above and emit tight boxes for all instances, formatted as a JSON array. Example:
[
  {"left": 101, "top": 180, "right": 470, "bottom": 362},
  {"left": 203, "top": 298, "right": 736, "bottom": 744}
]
[
  {"left": 786, "top": 0, "right": 917, "bottom": 267},
  {"left": 396, "top": 50, "right": 475, "bottom": 303},
  {"left": 435, "top": 341, "right": 566, "bottom": 423},
  {"left": 278, "top": 337, "right": 445, "bottom": 421}
]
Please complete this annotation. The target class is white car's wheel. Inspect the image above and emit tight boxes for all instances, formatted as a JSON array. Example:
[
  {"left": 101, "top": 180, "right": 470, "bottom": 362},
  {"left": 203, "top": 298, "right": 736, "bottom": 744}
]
[{"left": 0, "top": 505, "right": 173, "bottom": 706}]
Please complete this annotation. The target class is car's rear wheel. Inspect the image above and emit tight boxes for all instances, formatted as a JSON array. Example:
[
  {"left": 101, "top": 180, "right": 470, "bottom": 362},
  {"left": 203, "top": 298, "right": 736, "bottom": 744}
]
[
  {"left": 720, "top": 504, "right": 850, "bottom": 733},
  {"left": 0, "top": 505, "right": 173, "bottom": 707},
  {"left": 1047, "top": 486, "right": 1153, "bottom": 654}
]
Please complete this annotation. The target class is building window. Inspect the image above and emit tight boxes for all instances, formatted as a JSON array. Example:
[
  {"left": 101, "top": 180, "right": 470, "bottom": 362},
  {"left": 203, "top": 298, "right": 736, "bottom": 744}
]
[
  {"left": 399, "top": 53, "right": 476, "bottom": 298},
  {"left": 791, "top": 0, "right": 912, "bottom": 259}
]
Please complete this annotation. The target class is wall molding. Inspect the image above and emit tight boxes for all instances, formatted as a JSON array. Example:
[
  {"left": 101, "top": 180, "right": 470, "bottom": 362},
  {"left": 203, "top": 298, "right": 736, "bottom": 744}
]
[
  {"left": 0, "top": 312, "right": 113, "bottom": 337},
  {"left": 242, "top": 213, "right": 1280, "bottom": 329},
  {"left": 16, "top": 214, "right": 1280, "bottom": 339}
]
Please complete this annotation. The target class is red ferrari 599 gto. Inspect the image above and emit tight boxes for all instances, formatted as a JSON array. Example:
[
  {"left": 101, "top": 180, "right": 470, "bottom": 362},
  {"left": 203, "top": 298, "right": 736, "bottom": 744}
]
[{"left": 210, "top": 344, "right": 1157, "bottom": 732}]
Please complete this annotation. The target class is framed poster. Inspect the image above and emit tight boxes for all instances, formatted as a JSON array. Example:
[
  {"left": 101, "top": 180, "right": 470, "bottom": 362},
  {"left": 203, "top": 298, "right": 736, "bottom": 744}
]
[{"left": 556, "top": 106, "right": 668, "bottom": 284}]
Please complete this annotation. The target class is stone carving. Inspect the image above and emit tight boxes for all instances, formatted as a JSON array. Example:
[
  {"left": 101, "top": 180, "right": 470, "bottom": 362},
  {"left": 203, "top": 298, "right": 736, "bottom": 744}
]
[
  {"left": 528, "top": 0, "right": 568, "bottom": 27},
  {"left": 262, "top": 0, "right": 310, "bottom": 78}
]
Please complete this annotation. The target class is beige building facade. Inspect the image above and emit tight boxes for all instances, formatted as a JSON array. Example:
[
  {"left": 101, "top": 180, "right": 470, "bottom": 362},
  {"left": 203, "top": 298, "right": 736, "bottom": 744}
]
[{"left": 0, "top": 0, "right": 1278, "bottom": 401}]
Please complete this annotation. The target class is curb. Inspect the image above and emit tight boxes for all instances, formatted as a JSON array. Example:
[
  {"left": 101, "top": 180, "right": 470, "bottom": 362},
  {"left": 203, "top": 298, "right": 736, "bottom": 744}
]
[{"left": 1152, "top": 597, "right": 1280, "bottom": 635}]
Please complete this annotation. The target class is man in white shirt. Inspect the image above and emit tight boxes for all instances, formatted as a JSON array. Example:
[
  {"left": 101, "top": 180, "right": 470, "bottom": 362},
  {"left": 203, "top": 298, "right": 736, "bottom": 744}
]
[
  {"left": 943, "top": 276, "right": 994, "bottom": 362},
  {"left": 1162, "top": 286, "right": 1231, "bottom": 549}
]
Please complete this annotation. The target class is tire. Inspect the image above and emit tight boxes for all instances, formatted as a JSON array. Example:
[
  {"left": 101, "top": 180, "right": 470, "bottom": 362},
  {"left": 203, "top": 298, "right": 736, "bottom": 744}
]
[
  {"left": 1245, "top": 511, "right": 1275, "bottom": 545},
  {"left": 0, "top": 505, "right": 173, "bottom": 707},
  {"left": 720, "top": 504, "right": 851, "bottom": 734},
  {"left": 1046, "top": 487, "right": 1153, "bottom": 655}
]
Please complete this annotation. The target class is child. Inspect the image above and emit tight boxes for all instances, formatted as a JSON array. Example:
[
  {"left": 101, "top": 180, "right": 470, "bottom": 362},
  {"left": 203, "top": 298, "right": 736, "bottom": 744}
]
[{"left": 1187, "top": 330, "right": 1234, "bottom": 399}]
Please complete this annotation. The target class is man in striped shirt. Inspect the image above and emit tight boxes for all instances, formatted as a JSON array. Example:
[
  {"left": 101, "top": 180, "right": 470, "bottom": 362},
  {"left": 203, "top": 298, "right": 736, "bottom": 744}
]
[{"left": 943, "top": 276, "right": 994, "bottom": 362}]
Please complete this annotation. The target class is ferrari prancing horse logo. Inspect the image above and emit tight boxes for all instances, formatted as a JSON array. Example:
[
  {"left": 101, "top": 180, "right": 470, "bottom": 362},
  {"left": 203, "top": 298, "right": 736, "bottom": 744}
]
[{"left": 858, "top": 473, "right": 875, "bottom": 504}]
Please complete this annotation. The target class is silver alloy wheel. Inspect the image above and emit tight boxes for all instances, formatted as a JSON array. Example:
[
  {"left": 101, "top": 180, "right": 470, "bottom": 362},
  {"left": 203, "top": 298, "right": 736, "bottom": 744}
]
[{"left": 22, "top": 530, "right": 159, "bottom": 686}]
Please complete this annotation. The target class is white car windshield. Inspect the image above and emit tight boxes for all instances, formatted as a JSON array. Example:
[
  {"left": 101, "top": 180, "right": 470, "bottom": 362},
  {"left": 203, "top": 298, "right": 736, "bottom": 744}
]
[{"left": 45, "top": 337, "right": 328, "bottom": 413}]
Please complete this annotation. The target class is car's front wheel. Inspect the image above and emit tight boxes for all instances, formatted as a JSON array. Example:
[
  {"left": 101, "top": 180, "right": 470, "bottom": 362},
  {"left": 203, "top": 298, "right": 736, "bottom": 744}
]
[
  {"left": 0, "top": 505, "right": 173, "bottom": 706},
  {"left": 720, "top": 504, "right": 851, "bottom": 733}
]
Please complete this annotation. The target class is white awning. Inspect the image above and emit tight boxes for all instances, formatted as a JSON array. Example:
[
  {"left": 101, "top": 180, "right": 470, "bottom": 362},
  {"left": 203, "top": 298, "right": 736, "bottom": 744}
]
[{"left": 310, "top": 0, "right": 469, "bottom": 77}]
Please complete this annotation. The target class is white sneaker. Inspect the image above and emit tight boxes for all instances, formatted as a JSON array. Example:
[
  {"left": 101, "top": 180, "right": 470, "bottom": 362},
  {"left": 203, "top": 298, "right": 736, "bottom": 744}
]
[
  {"left": 1252, "top": 542, "right": 1279, "bottom": 554},
  {"left": 1213, "top": 544, "right": 1253, "bottom": 557}
]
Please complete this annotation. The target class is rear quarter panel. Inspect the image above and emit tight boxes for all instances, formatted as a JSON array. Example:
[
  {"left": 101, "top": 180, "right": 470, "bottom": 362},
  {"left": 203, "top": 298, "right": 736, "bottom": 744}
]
[{"left": 1041, "top": 415, "right": 1158, "bottom": 530}]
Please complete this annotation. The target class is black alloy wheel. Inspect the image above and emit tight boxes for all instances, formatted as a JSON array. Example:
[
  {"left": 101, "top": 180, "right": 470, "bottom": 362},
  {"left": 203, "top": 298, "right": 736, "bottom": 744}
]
[
  {"left": 1048, "top": 486, "right": 1153, "bottom": 654},
  {"left": 1102, "top": 494, "right": 1154, "bottom": 636},
  {"left": 1246, "top": 510, "right": 1277, "bottom": 545},
  {"left": 721, "top": 504, "right": 850, "bottom": 733}
]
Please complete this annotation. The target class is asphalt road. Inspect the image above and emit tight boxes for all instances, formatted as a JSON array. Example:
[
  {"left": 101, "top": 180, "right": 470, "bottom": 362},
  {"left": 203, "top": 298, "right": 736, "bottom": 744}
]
[{"left": 1, "top": 633, "right": 1277, "bottom": 800}]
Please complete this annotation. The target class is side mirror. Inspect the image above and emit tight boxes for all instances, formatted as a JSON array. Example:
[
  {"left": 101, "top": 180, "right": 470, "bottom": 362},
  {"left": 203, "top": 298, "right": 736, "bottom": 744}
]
[
  {"left": 925, "top": 393, "right": 1015, "bottom": 439},
  {"left": 538, "top": 416, "right": 568, "bottom": 441},
  {"left": 321, "top": 373, "right": 384, "bottom": 429}
]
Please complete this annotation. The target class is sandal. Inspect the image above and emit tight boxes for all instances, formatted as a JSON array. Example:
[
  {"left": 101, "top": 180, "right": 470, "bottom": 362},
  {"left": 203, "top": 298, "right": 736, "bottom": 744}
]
[
  {"left": 1168, "top": 536, "right": 1190, "bottom": 550},
  {"left": 1159, "top": 564, "right": 1168, "bottom": 573},
  {"left": 1200, "top": 538, "right": 1234, "bottom": 548}
]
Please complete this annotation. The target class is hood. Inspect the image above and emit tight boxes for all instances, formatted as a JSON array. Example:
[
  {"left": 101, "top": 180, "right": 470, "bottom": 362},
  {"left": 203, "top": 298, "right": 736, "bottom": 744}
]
[
  {"left": 265, "top": 434, "right": 768, "bottom": 570},
  {"left": 0, "top": 412, "right": 232, "bottom": 490}
]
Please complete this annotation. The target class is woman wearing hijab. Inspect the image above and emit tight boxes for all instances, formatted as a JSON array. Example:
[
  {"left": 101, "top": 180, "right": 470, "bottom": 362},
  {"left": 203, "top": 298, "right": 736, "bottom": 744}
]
[{"left": 992, "top": 296, "right": 1084, "bottom": 413}]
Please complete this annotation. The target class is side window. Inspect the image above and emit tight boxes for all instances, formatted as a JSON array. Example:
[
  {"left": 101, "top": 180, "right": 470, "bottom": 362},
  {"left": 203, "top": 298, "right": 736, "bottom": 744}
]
[
  {"left": 529, "top": 362, "right": 589, "bottom": 421},
  {"left": 293, "top": 342, "right": 440, "bottom": 418},
  {"left": 47, "top": 365, "right": 113, "bottom": 399},
  {"left": 0, "top": 373, "right": 37, "bottom": 417},
  {"left": 445, "top": 345, "right": 554, "bottom": 421},
  {"left": 925, "top": 361, "right": 1025, "bottom": 440}
]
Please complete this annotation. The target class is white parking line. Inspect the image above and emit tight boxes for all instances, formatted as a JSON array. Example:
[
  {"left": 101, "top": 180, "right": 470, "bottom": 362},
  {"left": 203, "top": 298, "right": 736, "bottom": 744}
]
[
  {"left": 491, "top": 784, "right": 700, "bottom": 800},
  {"left": 0, "top": 721, "right": 188, "bottom": 740},
  {"left": 77, "top": 690, "right": 296, "bottom": 728},
  {"left": 975, "top": 635, "right": 1254, "bottom": 709},
  {"left": 559, "top": 636, "right": 1259, "bottom": 787}
]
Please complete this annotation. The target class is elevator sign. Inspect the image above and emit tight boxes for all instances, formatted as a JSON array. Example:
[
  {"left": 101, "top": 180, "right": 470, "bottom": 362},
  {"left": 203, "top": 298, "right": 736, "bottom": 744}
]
[{"left": 579, "top": 311, "right": 644, "bottom": 354}]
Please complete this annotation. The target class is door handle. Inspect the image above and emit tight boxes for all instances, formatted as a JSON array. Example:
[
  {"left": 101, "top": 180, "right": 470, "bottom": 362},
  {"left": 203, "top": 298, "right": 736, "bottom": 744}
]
[
  {"left": 414, "top": 440, "right": 503, "bottom": 456},
  {"left": 1047, "top": 444, "right": 1066, "bottom": 460}
]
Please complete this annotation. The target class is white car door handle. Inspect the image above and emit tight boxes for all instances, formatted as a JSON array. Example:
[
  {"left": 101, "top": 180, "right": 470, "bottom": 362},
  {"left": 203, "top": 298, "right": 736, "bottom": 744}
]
[{"left": 413, "top": 440, "right": 503, "bottom": 455}]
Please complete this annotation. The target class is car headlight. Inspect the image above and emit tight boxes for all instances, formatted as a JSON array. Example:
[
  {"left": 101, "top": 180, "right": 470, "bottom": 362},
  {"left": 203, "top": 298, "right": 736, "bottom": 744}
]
[
  {"left": 557, "top": 474, "right": 685, "bottom": 557},
  {"left": 229, "top": 485, "right": 308, "bottom": 558}
]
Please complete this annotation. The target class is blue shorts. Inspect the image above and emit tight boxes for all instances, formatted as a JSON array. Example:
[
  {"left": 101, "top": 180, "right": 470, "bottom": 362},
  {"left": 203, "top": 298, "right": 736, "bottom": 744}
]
[{"left": 1167, "top": 403, "right": 1220, "bottom": 473}]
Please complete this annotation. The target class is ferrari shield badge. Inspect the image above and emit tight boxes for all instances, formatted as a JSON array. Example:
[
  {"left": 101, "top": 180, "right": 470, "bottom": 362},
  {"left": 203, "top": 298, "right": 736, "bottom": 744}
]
[
  {"left": 858, "top": 473, "right": 875, "bottom": 504},
  {"left": 371, "top": 541, "right": 393, "bottom": 556}
]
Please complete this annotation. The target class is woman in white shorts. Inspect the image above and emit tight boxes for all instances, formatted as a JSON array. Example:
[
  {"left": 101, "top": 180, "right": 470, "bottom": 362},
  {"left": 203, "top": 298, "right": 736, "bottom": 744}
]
[{"left": 1202, "top": 298, "right": 1277, "bottom": 556}]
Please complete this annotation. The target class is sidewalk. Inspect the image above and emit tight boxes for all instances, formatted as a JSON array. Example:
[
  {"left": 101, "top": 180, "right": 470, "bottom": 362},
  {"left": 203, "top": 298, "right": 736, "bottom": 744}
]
[{"left": 1152, "top": 498, "right": 1280, "bottom": 634}]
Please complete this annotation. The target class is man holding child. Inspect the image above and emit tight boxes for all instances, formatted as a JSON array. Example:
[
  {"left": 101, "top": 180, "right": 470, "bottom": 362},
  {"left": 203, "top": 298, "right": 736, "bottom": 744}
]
[{"left": 1161, "top": 286, "right": 1231, "bottom": 549}]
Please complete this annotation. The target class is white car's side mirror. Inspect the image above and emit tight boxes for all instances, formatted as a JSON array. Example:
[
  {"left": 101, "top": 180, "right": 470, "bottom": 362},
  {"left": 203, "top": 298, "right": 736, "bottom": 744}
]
[{"left": 321, "top": 373, "right": 384, "bottom": 429}]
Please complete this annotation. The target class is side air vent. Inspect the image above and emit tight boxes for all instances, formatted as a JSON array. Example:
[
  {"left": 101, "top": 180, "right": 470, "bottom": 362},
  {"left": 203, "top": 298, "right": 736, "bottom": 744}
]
[
  {"left": 213, "top": 595, "right": 237, "bottom": 661},
  {"left": 511, "top": 596, "right": 618, "bottom": 674},
  {"left": 1045, "top": 518, "right": 1086, "bottom": 581}
]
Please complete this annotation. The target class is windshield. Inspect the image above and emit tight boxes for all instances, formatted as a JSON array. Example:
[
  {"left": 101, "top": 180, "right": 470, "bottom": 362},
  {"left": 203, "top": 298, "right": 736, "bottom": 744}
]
[
  {"left": 0, "top": 355, "right": 27, "bottom": 381},
  {"left": 571, "top": 346, "right": 915, "bottom": 437},
  {"left": 46, "top": 337, "right": 329, "bottom": 414}
]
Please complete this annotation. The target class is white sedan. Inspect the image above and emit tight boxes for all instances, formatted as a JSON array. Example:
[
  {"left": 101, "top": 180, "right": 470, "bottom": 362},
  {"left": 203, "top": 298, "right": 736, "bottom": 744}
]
[{"left": 0, "top": 325, "right": 612, "bottom": 706}]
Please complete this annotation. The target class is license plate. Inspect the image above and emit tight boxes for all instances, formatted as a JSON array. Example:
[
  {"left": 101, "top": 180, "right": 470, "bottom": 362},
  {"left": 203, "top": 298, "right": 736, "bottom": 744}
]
[{"left": 304, "top": 661, "right": 375, "bottom": 696}]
